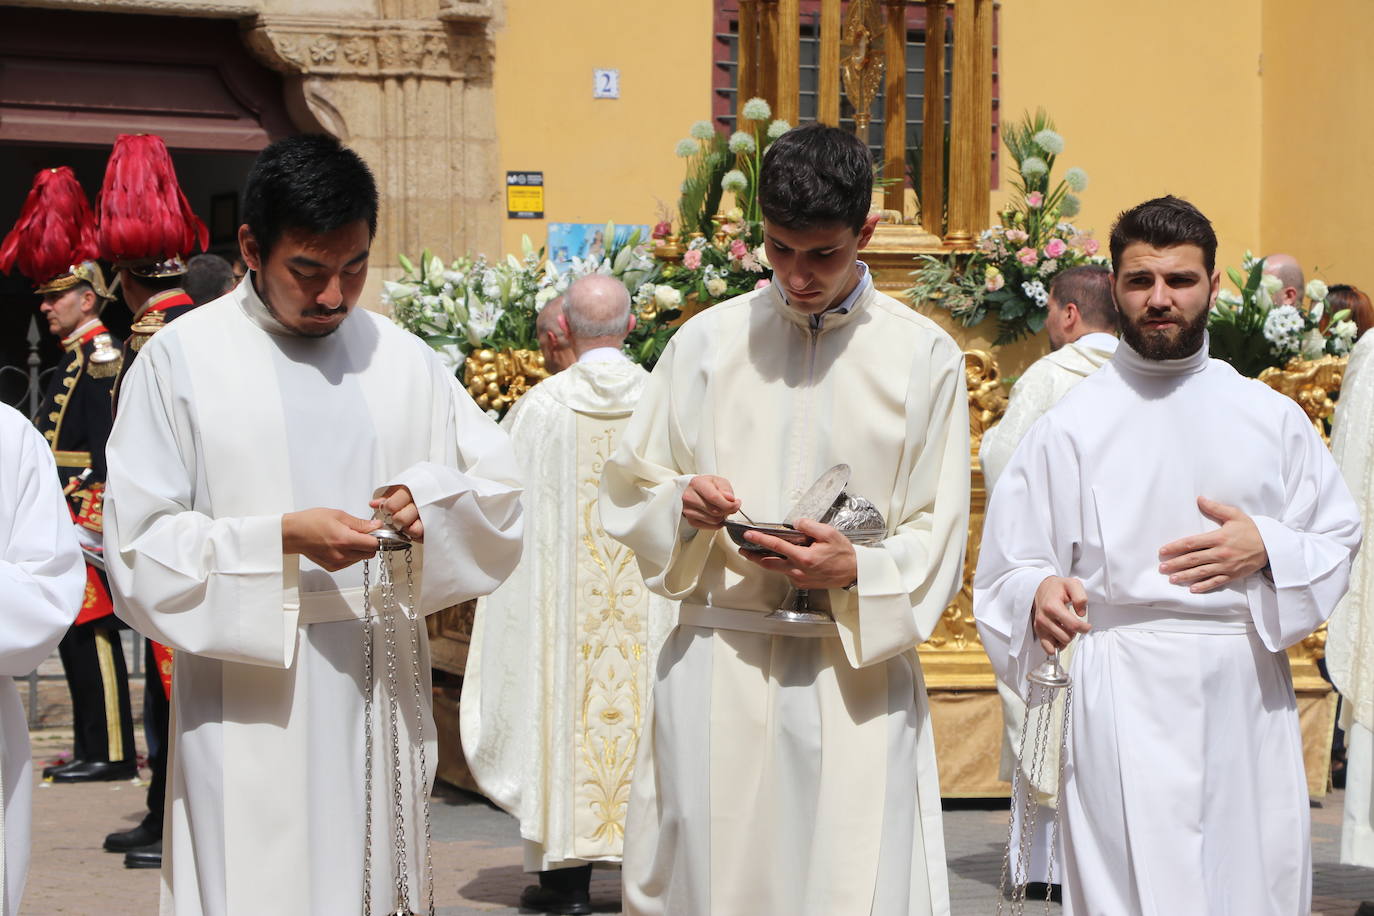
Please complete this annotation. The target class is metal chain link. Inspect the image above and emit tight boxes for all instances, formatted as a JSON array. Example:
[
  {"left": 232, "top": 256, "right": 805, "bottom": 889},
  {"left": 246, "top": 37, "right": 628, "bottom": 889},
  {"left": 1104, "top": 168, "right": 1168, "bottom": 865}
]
[
  {"left": 362, "top": 557, "right": 374, "bottom": 916},
  {"left": 998, "top": 676, "right": 1071, "bottom": 916},
  {"left": 379, "top": 554, "right": 411, "bottom": 912},
  {"left": 402, "top": 548, "right": 436, "bottom": 915}
]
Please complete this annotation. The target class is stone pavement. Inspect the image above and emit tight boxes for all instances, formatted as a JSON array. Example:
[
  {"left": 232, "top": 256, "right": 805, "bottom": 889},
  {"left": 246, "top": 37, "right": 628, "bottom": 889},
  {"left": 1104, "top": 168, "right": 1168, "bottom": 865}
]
[{"left": 19, "top": 719, "right": 1374, "bottom": 915}]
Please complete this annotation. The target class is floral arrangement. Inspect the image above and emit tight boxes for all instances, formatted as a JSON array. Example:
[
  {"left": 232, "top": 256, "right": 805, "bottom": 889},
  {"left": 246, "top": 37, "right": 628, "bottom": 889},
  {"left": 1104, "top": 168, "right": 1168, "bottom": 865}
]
[
  {"left": 640, "top": 207, "right": 772, "bottom": 313},
  {"left": 385, "top": 223, "right": 663, "bottom": 372},
  {"left": 1207, "top": 253, "right": 1351, "bottom": 378},
  {"left": 719, "top": 97, "right": 791, "bottom": 226},
  {"left": 907, "top": 110, "right": 1104, "bottom": 343}
]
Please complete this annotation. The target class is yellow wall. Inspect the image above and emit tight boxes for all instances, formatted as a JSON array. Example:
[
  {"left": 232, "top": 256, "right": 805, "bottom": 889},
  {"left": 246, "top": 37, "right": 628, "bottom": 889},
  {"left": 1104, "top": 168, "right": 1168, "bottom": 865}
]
[
  {"left": 1261, "top": 0, "right": 1373, "bottom": 295},
  {"left": 994, "top": 0, "right": 1263, "bottom": 281},
  {"left": 491, "top": 0, "right": 715, "bottom": 258}
]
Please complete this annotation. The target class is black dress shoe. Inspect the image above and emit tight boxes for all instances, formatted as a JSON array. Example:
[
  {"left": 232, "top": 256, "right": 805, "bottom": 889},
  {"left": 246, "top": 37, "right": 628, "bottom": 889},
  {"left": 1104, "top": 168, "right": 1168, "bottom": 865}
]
[
  {"left": 124, "top": 841, "right": 161, "bottom": 869},
  {"left": 519, "top": 884, "right": 592, "bottom": 915},
  {"left": 41, "top": 759, "right": 83, "bottom": 779},
  {"left": 49, "top": 760, "right": 138, "bottom": 783},
  {"left": 104, "top": 823, "right": 161, "bottom": 852}
]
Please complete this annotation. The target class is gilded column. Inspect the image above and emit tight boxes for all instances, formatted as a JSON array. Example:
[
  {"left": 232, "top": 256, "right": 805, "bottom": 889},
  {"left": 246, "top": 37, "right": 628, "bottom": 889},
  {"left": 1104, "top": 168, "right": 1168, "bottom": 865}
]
[
  {"left": 758, "top": 0, "right": 781, "bottom": 112},
  {"left": 881, "top": 0, "right": 907, "bottom": 214},
  {"left": 921, "top": 0, "right": 947, "bottom": 236},
  {"left": 945, "top": 0, "right": 977, "bottom": 249},
  {"left": 737, "top": 0, "right": 759, "bottom": 122},
  {"left": 818, "top": 0, "right": 841, "bottom": 126},
  {"left": 777, "top": 0, "right": 801, "bottom": 125}
]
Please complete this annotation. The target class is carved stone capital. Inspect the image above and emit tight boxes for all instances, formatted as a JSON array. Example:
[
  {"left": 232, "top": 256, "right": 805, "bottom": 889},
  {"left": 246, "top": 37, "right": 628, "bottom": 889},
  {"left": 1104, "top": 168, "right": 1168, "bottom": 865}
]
[{"left": 247, "top": 15, "right": 490, "bottom": 80}]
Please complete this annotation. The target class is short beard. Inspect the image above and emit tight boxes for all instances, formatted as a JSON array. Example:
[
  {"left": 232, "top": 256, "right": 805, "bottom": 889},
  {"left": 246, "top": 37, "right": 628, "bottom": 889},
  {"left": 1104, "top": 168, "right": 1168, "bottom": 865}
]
[{"left": 1121, "top": 304, "right": 1209, "bottom": 361}]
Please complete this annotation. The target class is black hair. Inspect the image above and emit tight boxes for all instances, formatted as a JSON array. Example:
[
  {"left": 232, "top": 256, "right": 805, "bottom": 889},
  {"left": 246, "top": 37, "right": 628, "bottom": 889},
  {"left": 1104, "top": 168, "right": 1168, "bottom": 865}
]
[
  {"left": 1109, "top": 195, "right": 1216, "bottom": 275},
  {"left": 241, "top": 134, "right": 379, "bottom": 261},
  {"left": 184, "top": 253, "right": 237, "bottom": 305},
  {"left": 1049, "top": 265, "right": 1116, "bottom": 331},
  {"left": 758, "top": 123, "right": 873, "bottom": 233}
]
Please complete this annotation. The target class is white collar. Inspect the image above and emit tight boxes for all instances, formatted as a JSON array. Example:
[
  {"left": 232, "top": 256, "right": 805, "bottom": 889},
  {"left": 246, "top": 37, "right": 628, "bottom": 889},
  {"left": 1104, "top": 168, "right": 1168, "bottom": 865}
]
[
  {"left": 1075, "top": 332, "right": 1118, "bottom": 353},
  {"left": 577, "top": 346, "right": 629, "bottom": 364}
]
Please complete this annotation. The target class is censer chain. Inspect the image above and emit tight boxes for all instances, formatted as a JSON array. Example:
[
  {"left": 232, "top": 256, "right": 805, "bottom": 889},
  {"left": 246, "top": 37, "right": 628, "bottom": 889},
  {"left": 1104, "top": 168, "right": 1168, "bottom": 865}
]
[{"left": 362, "top": 545, "right": 433, "bottom": 916}]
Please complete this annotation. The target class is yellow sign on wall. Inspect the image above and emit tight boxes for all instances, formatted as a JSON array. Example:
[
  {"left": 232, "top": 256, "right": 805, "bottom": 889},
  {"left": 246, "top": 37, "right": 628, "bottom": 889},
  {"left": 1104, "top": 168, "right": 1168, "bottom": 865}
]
[{"left": 506, "top": 171, "right": 544, "bottom": 219}]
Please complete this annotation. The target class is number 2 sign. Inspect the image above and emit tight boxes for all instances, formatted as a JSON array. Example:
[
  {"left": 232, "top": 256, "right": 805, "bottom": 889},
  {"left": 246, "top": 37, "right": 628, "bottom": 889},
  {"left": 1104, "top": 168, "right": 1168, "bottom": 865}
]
[{"left": 593, "top": 69, "right": 620, "bottom": 99}]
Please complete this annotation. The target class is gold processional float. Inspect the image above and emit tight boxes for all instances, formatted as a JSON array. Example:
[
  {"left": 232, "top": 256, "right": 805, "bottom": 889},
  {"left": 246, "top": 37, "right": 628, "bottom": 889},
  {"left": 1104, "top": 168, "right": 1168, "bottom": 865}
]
[{"left": 426, "top": 0, "right": 1344, "bottom": 799}]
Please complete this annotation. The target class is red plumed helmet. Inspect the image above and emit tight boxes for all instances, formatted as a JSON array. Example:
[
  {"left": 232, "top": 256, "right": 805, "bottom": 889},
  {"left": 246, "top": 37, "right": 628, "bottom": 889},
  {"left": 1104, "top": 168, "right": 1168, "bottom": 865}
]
[
  {"left": 0, "top": 166, "right": 99, "bottom": 288},
  {"left": 96, "top": 134, "right": 208, "bottom": 270}
]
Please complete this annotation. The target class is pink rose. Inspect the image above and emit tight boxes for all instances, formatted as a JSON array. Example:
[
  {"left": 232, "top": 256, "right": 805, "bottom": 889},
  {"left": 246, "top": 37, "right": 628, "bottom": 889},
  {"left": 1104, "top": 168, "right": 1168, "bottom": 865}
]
[
  {"left": 651, "top": 221, "right": 673, "bottom": 240},
  {"left": 730, "top": 239, "right": 749, "bottom": 260},
  {"left": 1082, "top": 238, "right": 1100, "bottom": 255},
  {"left": 1026, "top": 192, "right": 1044, "bottom": 208},
  {"left": 1044, "top": 238, "right": 1067, "bottom": 258},
  {"left": 985, "top": 272, "right": 1005, "bottom": 292},
  {"left": 683, "top": 248, "right": 702, "bottom": 270},
  {"left": 1005, "top": 229, "right": 1029, "bottom": 245},
  {"left": 1017, "top": 247, "right": 1038, "bottom": 266},
  {"left": 754, "top": 278, "right": 771, "bottom": 290}
]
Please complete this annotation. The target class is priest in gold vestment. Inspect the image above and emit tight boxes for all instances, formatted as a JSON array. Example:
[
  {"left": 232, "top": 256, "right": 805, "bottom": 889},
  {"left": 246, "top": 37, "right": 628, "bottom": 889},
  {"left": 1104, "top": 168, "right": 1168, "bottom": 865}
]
[
  {"left": 599, "top": 125, "right": 969, "bottom": 915},
  {"left": 462, "top": 276, "right": 673, "bottom": 915}
]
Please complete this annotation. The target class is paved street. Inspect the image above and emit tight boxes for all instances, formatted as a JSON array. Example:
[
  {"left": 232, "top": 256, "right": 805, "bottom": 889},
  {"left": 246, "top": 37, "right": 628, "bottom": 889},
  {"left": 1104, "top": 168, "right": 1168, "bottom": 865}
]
[{"left": 19, "top": 719, "right": 1374, "bottom": 915}]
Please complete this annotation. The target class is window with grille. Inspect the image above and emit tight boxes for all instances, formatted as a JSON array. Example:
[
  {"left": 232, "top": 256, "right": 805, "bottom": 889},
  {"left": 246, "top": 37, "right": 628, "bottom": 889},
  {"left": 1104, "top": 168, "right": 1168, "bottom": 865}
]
[{"left": 710, "top": 1, "right": 1000, "bottom": 190}]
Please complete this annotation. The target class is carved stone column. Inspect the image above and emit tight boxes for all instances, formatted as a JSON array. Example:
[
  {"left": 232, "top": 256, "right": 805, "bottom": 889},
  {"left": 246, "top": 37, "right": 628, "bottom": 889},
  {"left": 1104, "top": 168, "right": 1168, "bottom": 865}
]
[{"left": 245, "top": 8, "right": 499, "bottom": 278}]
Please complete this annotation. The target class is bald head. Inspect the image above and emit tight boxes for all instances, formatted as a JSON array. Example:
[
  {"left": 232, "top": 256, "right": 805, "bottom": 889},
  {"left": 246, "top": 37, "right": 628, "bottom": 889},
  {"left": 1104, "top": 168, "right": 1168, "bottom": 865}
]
[
  {"left": 565, "top": 275, "right": 633, "bottom": 354},
  {"left": 536, "top": 296, "right": 574, "bottom": 374},
  {"left": 1263, "top": 253, "right": 1304, "bottom": 307}
]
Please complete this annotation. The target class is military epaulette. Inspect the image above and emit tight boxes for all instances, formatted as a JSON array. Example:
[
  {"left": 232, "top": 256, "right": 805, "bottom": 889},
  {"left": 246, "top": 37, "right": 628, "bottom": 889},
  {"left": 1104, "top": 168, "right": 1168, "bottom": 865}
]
[
  {"left": 69, "top": 480, "right": 105, "bottom": 534},
  {"left": 87, "top": 333, "right": 122, "bottom": 378}
]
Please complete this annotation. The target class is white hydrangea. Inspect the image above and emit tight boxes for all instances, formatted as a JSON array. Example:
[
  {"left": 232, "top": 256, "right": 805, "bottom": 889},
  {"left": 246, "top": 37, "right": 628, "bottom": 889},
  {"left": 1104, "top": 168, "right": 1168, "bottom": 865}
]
[
  {"left": 722, "top": 169, "right": 748, "bottom": 193},
  {"left": 1021, "top": 279, "right": 1049, "bottom": 306},
  {"left": 1032, "top": 129, "right": 1065, "bottom": 155},
  {"left": 728, "top": 131, "right": 757, "bottom": 155},
  {"left": 742, "top": 97, "right": 772, "bottom": 121},
  {"left": 1262, "top": 305, "right": 1303, "bottom": 352}
]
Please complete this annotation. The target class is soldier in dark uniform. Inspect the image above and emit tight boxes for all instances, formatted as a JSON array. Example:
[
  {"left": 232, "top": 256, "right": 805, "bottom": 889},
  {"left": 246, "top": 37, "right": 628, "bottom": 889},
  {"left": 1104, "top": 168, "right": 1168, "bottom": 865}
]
[
  {"left": 94, "top": 134, "right": 208, "bottom": 870},
  {"left": 0, "top": 166, "right": 139, "bottom": 785}
]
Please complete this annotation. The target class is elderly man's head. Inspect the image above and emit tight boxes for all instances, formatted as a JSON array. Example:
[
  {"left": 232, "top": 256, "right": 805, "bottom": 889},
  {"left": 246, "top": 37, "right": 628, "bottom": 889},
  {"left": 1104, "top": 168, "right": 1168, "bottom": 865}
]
[
  {"left": 1262, "top": 253, "right": 1304, "bottom": 308},
  {"left": 536, "top": 296, "right": 574, "bottom": 374},
  {"left": 564, "top": 275, "right": 634, "bottom": 354}
]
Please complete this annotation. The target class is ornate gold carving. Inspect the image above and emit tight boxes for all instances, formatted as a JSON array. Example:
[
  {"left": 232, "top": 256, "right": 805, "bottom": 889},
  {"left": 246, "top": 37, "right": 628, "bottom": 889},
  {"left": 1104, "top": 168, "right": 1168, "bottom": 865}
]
[
  {"left": 1258, "top": 354, "right": 1347, "bottom": 443},
  {"left": 964, "top": 348, "right": 1009, "bottom": 453},
  {"left": 840, "top": 0, "right": 885, "bottom": 133},
  {"left": 462, "top": 348, "right": 549, "bottom": 413}
]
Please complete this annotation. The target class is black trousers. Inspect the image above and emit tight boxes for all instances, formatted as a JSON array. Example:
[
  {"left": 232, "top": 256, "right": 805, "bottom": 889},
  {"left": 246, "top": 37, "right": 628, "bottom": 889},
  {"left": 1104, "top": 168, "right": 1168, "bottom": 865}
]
[
  {"left": 141, "top": 638, "right": 170, "bottom": 835},
  {"left": 56, "top": 617, "right": 135, "bottom": 764}
]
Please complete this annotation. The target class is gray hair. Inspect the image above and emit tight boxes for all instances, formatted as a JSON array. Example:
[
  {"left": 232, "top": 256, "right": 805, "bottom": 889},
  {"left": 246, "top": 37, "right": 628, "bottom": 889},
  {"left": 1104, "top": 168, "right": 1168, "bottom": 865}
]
[{"left": 565, "top": 275, "right": 631, "bottom": 340}]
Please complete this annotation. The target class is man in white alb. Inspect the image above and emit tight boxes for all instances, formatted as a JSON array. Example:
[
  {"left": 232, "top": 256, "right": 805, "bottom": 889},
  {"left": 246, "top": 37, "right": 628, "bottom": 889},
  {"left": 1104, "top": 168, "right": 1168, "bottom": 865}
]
[
  {"left": 104, "top": 134, "right": 524, "bottom": 915},
  {"left": 975, "top": 195, "right": 1361, "bottom": 915},
  {"left": 600, "top": 123, "right": 969, "bottom": 915},
  {"left": 463, "top": 275, "right": 674, "bottom": 915},
  {"left": 0, "top": 402, "right": 84, "bottom": 916},
  {"left": 978, "top": 264, "right": 1116, "bottom": 895}
]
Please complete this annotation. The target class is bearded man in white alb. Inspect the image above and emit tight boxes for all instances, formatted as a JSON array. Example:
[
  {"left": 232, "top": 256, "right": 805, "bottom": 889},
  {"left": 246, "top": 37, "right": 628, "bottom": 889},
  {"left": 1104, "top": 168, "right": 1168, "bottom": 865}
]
[
  {"left": 0, "top": 402, "right": 84, "bottom": 915},
  {"left": 979, "top": 263, "right": 1117, "bottom": 895},
  {"left": 463, "top": 274, "right": 674, "bottom": 915},
  {"left": 104, "top": 134, "right": 524, "bottom": 915},
  {"left": 599, "top": 123, "right": 969, "bottom": 916},
  {"left": 975, "top": 195, "right": 1361, "bottom": 915}
]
